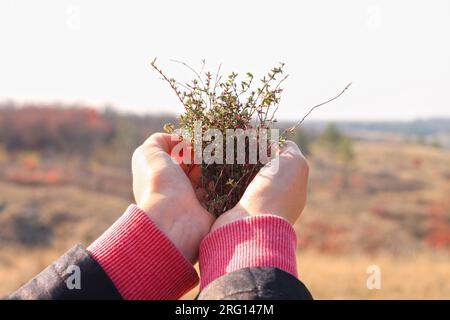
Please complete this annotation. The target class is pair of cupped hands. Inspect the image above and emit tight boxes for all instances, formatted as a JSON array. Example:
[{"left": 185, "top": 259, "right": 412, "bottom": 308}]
[{"left": 132, "top": 133, "right": 309, "bottom": 262}]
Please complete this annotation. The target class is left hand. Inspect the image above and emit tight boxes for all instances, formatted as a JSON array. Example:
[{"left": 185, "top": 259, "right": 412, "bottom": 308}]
[{"left": 132, "top": 133, "right": 214, "bottom": 263}]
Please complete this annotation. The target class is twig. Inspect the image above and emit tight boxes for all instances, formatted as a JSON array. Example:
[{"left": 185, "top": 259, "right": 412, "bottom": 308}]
[
  {"left": 265, "top": 74, "right": 288, "bottom": 123},
  {"left": 282, "top": 82, "right": 352, "bottom": 137},
  {"left": 150, "top": 58, "right": 186, "bottom": 107},
  {"left": 170, "top": 59, "right": 205, "bottom": 87}
]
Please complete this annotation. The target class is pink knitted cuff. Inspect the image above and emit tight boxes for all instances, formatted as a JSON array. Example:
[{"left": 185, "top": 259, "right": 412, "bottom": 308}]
[
  {"left": 199, "top": 215, "right": 298, "bottom": 289},
  {"left": 87, "top": 204, "right": 199, "bottom": 300}
]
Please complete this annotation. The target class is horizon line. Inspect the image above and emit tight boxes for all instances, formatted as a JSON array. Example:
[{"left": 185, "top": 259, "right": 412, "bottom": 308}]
[{"left": 1, "top": 97, "right": 449, "bottom": 123}]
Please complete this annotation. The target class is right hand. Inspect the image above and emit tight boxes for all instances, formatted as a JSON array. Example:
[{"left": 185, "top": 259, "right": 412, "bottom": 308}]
[{"left": 211, "top": 141, "right": 309, "bottom": 232}]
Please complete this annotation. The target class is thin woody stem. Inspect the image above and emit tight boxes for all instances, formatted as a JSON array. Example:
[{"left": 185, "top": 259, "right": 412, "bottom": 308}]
[
  {"left": 281, "top": 82, "right": 352, "bottom": 138},
  {"left": 150, "top": 59, "right": 186, "bottom": 107}
]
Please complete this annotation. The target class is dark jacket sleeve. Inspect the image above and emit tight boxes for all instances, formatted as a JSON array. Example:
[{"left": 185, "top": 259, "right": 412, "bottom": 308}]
[
  {"left": 7, "top": 246, "right": 311, "bottom": 300},
  {"left": 7, "top": 245, "right": 122, "bottom": 300},
  {"left": 197, "top": 267, "right": 313, "bottom": 300}
]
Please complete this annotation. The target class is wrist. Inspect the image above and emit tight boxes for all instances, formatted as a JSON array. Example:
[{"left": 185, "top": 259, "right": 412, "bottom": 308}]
[
  {"left": 137, "top": 196, "right": 208, "bottom": 263},
  {"left": 211, "top": 206, "right": 249, "bottom": 232}
]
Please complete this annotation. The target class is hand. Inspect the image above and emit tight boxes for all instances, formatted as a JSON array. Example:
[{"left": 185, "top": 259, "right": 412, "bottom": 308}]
[
  {"left": 211, "top": 141, "right": 309, "bottom": 232},
  {"left": 132, "top": 133, "right": 214, "bottom": 262}
]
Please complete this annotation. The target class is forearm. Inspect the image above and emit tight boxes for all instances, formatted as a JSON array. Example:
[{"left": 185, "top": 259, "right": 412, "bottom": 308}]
[
  {"left": 7, "top": 245, "right": 122, "bottom": 300},
  {"left": 199, "top": 214, "right": 298, "bottom": 289},
  {"left": 9, "top": 205, "right": 199, "bottom": 300},
  {"left": 197, "top": 214, "right": 312, "bottom": 299},
  {"left": 87, "top": 205, "right": 198, "bottom": 299}
]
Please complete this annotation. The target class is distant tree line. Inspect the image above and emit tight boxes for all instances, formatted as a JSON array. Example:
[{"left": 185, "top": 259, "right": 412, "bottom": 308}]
[
  {"left": 0, "top": 103, "right": 355, "bottom": 167},
  {"left": 0, "top": 103, "right": 176, "bottom": 161},
  {"left": 0, "top": 105, "right": 114, "bottom": 154}
]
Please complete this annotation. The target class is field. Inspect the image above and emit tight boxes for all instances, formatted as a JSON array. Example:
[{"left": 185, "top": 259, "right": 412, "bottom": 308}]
[{"left": 1, "top": 138, "right": 449, "bottom": 299}]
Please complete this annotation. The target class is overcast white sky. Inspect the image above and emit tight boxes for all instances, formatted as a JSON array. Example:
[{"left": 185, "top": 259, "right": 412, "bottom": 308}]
[{"left": 0, "top": 0, "right": 449, "bottom": 121}]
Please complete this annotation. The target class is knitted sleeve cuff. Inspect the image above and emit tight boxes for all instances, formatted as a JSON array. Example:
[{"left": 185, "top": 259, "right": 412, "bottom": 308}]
[
  {"left": 87, "top": 205, "right": 199, "bottom": 300},
  {"left": 199, "top": 214, "right": 298, "bottom": 289}
]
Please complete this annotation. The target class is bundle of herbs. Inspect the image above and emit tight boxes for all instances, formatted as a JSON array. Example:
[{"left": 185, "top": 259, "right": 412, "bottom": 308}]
[{"left": 150, "top": 59, "right": 350, "bottom": 217}]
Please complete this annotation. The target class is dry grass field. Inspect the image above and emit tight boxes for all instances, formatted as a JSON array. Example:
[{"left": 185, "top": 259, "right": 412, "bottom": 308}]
[
  {"left": 1, "top": 141, "right": 449, "bottom": 299},
  {"left": 298, "top": 251, "right": 450, "bottom": 299}
]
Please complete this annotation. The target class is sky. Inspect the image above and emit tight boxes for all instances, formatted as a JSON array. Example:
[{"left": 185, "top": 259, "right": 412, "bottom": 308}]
[{"left": 0, "top": 0, "right": 449, "bottom": 121}]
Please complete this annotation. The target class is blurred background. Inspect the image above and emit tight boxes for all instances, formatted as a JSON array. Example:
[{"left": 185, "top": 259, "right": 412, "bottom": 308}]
[{"left": 0, "top": 0, "right": 449, "bottom": 299}]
